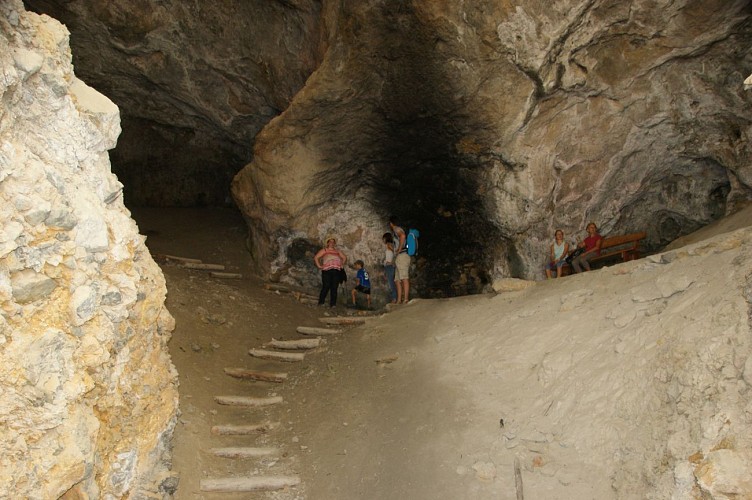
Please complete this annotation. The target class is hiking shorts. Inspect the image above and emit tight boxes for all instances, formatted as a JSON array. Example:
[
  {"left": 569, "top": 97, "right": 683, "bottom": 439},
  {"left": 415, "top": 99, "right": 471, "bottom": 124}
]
[
  {"left": 354, "top": 285, "right": 371, "bottom": 294},
  {"left": 395, "top": 252, "right": 410, "bottom": 280}
]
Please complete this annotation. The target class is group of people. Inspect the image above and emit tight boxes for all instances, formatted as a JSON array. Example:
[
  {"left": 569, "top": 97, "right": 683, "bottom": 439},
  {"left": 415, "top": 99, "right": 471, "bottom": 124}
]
[
  {"left": 313, "top": 218, "right": 602, "bottom": 305},
  {"left": 313, "top": 216, "right": 412, "bottom": 308},
  {"left": 545, "top": 222, "right": 603, "bottom": 278}
]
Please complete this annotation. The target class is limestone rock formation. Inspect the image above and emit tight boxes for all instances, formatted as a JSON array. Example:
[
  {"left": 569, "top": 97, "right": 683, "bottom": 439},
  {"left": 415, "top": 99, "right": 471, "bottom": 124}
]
[
  {"left": 231, "top": 0, "right": 752, "bottom": 295},
  {"left": 20, "top": 1, "right": 752, "bottom": 298},
  {"left": 0, "top": 2, "right": 178, "bottom": 497},
  {"left": 23, "top": 0, "right": 324, "bottom": 206}
]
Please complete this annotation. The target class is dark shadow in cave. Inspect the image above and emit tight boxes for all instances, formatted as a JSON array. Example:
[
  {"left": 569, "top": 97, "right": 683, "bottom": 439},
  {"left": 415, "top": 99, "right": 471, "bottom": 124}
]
[{"left": 364, "top": 2, "right": 502, "bottom": 297}]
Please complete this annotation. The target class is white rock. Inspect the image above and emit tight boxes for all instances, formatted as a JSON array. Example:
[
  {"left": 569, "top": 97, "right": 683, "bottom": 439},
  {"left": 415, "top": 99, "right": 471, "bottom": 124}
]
[
  {"left": 492, "top": 278, "right": 536, "bottom": 293},
  {"left": 695, "top": 449, "right": 752, "bottom": 497},
  {"left": 472, "top": 461, "right": 496, "bottom": 481},
  {"left": 70, "top": 284, "right": 97, "bottom": 326},
  {"left": 13, "top": 48, "right": 43, "bottom": 75}
]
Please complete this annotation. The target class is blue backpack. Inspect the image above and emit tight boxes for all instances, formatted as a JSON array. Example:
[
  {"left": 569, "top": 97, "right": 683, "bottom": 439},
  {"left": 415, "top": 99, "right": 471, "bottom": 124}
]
[{"left": 406, "top": 228, "right": 420, "bottom": 256}]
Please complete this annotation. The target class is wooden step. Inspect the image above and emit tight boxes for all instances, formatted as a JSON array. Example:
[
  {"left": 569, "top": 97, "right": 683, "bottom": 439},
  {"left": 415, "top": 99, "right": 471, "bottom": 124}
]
[
  {"left": 214, "top": 395, "right": 283, "bottom": 407},
  {"left": 318, "top": 316, "right": 366, "bottom": 326},
  {"left": 182, "top": 262, "right": 226, "bottom": 271},
  {"left": 264, "top": 283, "right": 291, "bottom": 293},
  {"left": 296, "top": 326, "right": 341, "bottom": 336},
  {"left": 248, "top": 349, "right": 305, "bottom": 362},
  {"left": 210, "top": 447, "right": 279, "bottom": 458},
  {"left": 223, "top": 368, "right": 288, "bottom": 383},
  {"left": 211, "top": 422, "right": 279, "bottom": 435},
  {"left": 160, "top": 254, "right": 202, "bottom": 264},
  {"left": 293, "top": 291, "right": 319, "bottom": 301},
  {"left": 200, "top": 476, "right": 301, "bottom": 492},
  {"left": 264, "top": 338, "right": 321, "bottom": 350},
  {"left": 210, "top": 271, "right": 243, "bottom": 279}
]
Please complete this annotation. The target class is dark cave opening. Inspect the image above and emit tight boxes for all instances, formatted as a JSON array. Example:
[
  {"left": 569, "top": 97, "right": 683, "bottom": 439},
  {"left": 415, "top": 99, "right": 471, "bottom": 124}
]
[
  {"left": 363, "top": 2, "right": 501, "bottom": 297},
  {"left": 109, "top": 117, "right": 247, "bottom": 207},
  {"left": 375, "top": 158, "right": 500, "bottom": 298}
]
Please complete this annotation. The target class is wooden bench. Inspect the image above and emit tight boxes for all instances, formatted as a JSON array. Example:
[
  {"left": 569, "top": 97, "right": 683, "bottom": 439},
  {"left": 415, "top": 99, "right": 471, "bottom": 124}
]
[
  {"left": 589, "top": 231, "right": 647, "bottom": 266},
  {"left": 558, "top": 232, "right": 646, "bottom": 276}
]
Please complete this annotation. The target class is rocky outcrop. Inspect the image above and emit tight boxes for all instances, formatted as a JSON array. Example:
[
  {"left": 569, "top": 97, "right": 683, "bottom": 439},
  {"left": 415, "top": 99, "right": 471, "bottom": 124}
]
[
  {"left": 0, "top": 2, "right": 178, "bottom": 497},
  {"left": 232, "top": 0, "right": 752, "bottom": 295},
  {"left": 23, "top": 0, "right": 325, "bottom": 206}
]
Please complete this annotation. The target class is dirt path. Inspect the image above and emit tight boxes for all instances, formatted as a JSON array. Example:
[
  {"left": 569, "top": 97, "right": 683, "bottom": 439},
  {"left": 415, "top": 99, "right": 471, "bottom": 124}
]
[{"left": 132, "top": 208, "right": 434, "bottom": 499}]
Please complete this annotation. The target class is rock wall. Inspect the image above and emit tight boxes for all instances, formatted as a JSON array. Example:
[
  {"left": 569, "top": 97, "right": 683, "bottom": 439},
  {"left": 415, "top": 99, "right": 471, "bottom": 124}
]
[
  {"left": 23, "top": 0, "right": 325, "bottom": 207},
  {"left": 231, "top": 0, "right": 752, "bottom": 295},
  {"left": 0, "top": 2, "right": 178, "bottom": 498},
  {"left": 18, "top": 0, "right": 752, "bottom": 296}
]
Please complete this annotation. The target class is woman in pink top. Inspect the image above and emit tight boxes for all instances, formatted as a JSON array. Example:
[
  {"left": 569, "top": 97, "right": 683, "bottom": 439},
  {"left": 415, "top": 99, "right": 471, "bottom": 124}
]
[
  {"left": 571, "top": 222, "right": 603, "bottom": 273},
  {"left": 314, "top": 236, "right": 347, "bottom": 307}
]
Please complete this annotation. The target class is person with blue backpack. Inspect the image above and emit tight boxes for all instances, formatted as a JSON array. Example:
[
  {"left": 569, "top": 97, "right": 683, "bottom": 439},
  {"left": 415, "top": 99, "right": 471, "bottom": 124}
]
[
  {"left": 381, "top": 232, "right": 398, "bottom": 303},
  {"left": 388, "top": 215, "right": 418, "bottom": 304}
]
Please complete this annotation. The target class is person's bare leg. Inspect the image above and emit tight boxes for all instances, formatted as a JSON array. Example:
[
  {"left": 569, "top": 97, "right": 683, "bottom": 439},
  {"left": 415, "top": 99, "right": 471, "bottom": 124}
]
[
  {"left": 351, "top": 289, "right": 356, "bottom": 305},
  {"left": 546, "top": 268, "right": 552, "bottom": 279},
  {"left": 403, "top": 279, "right": 410, "bottom": 303},
  {"left": 556, "top": 266, "right": 563, "bottom": 278},
  {"left": 396, "top": 280, "right": 402, "bottom": 304}
]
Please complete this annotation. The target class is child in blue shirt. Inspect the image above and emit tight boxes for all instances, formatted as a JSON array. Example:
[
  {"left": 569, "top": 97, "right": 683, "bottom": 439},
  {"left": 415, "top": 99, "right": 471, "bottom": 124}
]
[{"left": 351, "top": 260, "right": 371, "bottom": 308}]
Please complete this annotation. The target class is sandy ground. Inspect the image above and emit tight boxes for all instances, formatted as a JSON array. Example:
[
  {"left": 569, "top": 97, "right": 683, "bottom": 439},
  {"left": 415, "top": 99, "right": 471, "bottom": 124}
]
[{"left": 131, "top": 206, "right": 752, "bottom": 500}]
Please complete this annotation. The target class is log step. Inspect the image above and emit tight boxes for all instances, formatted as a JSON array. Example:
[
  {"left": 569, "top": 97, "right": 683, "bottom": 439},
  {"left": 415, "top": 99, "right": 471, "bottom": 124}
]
[
  {"left": 200, "top": 476, "right": 301, "bottom": 492},
  {"left": 223, "top": 368, "right": 288, "bottom": 383},
  {"left": 161, "top": 254, "right": 203, "bottom": 264},
  {"left": 293, "top": 291, "right": 319, "bottom": 301},
  {"left": 210, "top": 447, "right": 279, "bottom": 458},
  {"left": 182, "top": 262, "right": 226, "bottom": 271},
  {"left": 214, "top": 395, "right": 283, "bottom": 407},
  {"left": 211, "top": 422, "right": 280, "bottom": 435},
  {"left": 297, "top": 326, "right": 341, "bottom": 336},
  {"left": 318, "top": 316, "right": 366, "bottom": 326},
  {"left": 210, "top": 271, "right": 243, "bottom": 279},
  {"left": 249, "top": 349, "right": 305, "bottom": 362},
  {"left": 264, "top": 283, "right": 291, "bottom": 293},
  {"left": 264, "top": 338, "right": 321, "bottom": 350}
]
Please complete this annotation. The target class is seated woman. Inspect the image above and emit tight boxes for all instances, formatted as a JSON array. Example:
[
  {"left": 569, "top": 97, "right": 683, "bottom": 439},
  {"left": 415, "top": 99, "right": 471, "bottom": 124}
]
[
  {"left": 571, "top": 222, "right": 603, "bottom": 273},
  {"left": 545, "top": 229, "right": 570, "bottom": 278}
]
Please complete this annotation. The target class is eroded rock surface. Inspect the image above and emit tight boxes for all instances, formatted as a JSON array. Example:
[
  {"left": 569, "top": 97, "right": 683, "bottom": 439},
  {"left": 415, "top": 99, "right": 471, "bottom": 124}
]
[
  {"left": 232, "top": 0, "right": 752, "bottom": 294},
  {"left": 0, "top": 2, "right": 178, "bottom": 497},
  {"left": 21, "top": 0, "right": 752, "bottom": 297}
]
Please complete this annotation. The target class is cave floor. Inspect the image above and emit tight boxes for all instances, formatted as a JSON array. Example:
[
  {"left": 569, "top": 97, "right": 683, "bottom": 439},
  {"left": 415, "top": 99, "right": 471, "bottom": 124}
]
[
  {"left": 132, "top": 207, "right": 317, "bottom": 499},
  {"left": 129, "top": 202, "right": 752, "bottom": 500},
  {"left": 131, "top": 207, "right": 481, "bottom": 500}
]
